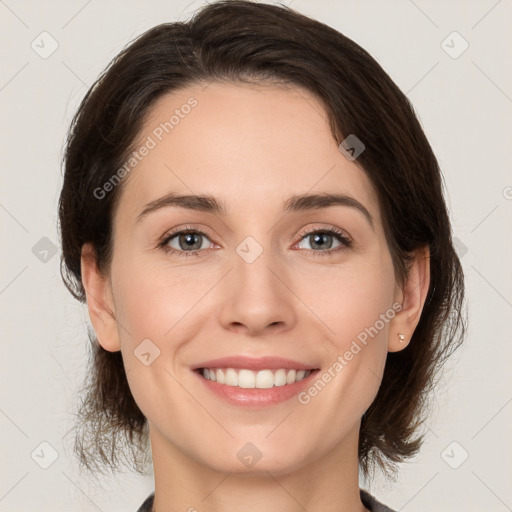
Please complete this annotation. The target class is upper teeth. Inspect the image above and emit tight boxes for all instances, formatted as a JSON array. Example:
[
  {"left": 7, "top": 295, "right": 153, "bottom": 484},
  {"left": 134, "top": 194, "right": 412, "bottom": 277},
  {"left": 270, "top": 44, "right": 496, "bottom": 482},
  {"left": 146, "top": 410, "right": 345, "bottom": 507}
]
[{"left": 201, "top": 368, "right": 312, "bottom": 388}]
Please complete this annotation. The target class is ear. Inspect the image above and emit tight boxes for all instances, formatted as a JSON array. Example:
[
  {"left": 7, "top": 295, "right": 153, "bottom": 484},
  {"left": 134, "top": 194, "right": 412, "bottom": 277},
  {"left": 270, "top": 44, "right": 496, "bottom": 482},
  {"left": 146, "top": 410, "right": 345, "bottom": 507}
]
[
  {"left": 80, "top": 243, "right": 121, "bottom": 352},
  {"left": 388, "top": 245, "right": 430, "bottom": 353}
]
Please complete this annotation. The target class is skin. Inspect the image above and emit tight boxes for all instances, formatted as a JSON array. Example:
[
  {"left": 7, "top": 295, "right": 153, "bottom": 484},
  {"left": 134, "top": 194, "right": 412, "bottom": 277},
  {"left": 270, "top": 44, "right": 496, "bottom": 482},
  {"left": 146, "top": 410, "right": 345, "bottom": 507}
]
[{"left": 81, "top": 81, "right": 430, "bottom": 512}]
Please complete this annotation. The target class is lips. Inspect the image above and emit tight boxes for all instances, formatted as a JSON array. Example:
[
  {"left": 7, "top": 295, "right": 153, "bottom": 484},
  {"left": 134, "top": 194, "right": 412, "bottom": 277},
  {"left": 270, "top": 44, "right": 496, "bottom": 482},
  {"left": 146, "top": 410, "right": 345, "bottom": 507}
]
[
  {"left": 192, "top": 355, "right": 316, "bottom": 372},
  {"left": 192, "top": 356, "right": 319, "bottom": 406}
]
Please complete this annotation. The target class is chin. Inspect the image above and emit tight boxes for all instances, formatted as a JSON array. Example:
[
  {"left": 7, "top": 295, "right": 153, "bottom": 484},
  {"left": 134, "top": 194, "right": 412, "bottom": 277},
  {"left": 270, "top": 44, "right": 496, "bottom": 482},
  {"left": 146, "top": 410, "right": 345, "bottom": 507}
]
[{"left": 192, "top": 442, "right": 309, "bottom": 477}]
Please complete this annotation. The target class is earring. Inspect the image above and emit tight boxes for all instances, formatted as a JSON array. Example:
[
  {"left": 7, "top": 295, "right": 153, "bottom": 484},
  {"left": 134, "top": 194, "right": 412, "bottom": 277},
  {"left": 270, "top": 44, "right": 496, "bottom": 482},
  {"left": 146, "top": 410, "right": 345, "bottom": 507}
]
[{"left": 398, "top": 334, "right": 405, "bottom": 343}]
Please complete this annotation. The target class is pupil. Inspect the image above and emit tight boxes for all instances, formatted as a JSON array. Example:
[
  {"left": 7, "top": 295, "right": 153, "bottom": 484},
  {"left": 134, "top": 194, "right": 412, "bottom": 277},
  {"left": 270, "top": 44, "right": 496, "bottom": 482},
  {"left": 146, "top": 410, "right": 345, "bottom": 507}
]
[
  {"left": 180, "top": 233, "right": 201, "bottom": 250},
  {"left": 311, "top": 233, "right": 332, "bottom": 250}
]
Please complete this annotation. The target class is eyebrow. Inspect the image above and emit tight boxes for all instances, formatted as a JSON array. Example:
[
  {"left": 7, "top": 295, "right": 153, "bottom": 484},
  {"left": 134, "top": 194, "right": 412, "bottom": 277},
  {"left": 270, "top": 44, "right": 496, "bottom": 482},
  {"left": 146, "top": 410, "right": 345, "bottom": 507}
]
[{"left": 136, "top": 191, "right": 374, "bottom": 229}]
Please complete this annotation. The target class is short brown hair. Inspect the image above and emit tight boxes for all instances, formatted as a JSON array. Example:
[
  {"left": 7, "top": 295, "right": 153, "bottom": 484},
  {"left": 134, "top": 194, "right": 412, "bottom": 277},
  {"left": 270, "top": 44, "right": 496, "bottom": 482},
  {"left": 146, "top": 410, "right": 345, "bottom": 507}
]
[{"left": 59, "top": 0, "right": 466, "bottom": 482}]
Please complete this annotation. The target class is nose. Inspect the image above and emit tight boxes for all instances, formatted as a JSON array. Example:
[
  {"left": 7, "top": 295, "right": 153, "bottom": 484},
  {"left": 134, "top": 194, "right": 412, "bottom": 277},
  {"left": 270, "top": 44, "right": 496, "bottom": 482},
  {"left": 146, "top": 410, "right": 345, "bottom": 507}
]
[{"left": 217, "top": 243, "right": 297, "bottom": 336}]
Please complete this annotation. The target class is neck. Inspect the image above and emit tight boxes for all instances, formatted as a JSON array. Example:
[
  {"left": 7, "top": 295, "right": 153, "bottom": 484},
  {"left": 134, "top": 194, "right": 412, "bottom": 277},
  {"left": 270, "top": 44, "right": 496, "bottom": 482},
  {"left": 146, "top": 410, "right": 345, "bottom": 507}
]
[{"left": 149, "top": 421, "right": 370, "bottom": 512}]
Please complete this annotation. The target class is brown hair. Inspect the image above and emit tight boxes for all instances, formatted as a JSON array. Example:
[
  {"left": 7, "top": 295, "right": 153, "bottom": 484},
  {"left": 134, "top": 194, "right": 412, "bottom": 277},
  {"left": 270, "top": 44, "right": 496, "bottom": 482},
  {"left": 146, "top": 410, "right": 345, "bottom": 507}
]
[{"left": 58, "top": 0, "right": 466, "bottom": 482}]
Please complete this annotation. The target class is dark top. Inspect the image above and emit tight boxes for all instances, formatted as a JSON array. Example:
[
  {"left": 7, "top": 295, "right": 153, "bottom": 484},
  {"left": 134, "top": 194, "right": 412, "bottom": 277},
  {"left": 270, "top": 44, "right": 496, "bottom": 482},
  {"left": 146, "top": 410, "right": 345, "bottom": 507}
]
[{"left": 136, "top": 488, "right": 395, "bottom": 511}]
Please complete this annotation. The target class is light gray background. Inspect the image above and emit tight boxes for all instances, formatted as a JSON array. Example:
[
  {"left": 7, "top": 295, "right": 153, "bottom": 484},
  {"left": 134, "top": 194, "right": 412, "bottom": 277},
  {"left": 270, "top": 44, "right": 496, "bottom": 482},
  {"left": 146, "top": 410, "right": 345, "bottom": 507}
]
[{"left": 1, "top": 1, "right": 511, "bottom": 511}]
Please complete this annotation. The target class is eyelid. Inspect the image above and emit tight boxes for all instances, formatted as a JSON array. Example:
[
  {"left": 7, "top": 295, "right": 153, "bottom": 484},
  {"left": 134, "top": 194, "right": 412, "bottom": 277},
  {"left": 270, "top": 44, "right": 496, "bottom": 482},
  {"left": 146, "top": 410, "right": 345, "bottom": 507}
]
[
  {"left": 295, "top": 224, "right": 352, "bottom": 244},
  {"left": 158, "top": 224, "right": 217, "bottom": 246}
]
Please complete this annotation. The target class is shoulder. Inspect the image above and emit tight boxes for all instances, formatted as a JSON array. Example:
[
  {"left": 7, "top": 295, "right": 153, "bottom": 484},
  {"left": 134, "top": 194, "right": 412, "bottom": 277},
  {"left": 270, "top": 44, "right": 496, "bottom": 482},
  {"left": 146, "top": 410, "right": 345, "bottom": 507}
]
[
  {"left": 360, "top": 488, "right": 396, "bottom": 512},
  {"left": 135, "top": 492, "right": 155, "bottom": 512},
  {"left": 136, "top": 489, "right": 395, "bottom": 512}
]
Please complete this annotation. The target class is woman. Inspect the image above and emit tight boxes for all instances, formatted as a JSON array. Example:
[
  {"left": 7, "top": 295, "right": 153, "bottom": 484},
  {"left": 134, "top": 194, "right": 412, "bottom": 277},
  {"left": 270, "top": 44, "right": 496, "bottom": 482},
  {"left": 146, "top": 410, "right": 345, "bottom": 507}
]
[{"left": 58, "top": 1, "right": 466, "bottom": 511}]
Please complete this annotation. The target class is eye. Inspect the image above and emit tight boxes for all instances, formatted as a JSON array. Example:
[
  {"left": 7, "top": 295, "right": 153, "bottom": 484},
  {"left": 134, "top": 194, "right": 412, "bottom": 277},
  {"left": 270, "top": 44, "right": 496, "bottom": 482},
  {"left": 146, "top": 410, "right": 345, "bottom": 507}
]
[
  {"left": 294, "top": 227, "right": 352, "bottom": 256},
  {"left": 158, "top": 225, "right": 352, "bottom": 259},
  {"left": 159, "top": 227, "right": 215, "bottom": 258}
]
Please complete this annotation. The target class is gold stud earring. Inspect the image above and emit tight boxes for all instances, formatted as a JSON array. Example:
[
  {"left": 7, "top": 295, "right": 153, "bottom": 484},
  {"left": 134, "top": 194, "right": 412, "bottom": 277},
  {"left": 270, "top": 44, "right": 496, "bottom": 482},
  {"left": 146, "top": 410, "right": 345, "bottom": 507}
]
[{"left": 398, "top": 334, "right": 405, "bottom": 343}]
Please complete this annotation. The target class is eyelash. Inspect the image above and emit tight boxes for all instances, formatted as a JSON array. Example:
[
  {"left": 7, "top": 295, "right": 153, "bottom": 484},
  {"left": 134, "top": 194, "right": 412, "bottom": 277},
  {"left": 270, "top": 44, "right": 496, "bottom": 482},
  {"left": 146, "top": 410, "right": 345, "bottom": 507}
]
[{"left": 157, "top": 225, "right": 352, "bottom": 259}]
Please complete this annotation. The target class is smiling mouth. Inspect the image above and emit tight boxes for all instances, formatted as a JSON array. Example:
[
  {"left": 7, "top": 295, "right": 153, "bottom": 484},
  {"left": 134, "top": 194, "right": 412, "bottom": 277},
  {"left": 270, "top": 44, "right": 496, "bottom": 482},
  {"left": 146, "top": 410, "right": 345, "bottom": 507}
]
[{"left": 196, "top": 367, "right": 316, "bottom": 389}]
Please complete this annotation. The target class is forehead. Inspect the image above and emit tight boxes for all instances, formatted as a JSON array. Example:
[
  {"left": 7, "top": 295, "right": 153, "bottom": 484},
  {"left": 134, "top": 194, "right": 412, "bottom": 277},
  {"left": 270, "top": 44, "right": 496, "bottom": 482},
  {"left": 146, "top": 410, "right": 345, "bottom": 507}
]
[{"left": 115, "top": 81, "right": 381, "bottom": 226}]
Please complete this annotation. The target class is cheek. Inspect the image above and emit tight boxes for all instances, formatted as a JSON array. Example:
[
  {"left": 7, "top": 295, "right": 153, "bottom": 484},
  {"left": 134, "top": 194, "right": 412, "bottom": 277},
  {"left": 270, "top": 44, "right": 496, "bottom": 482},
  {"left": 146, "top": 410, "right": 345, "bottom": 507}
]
[
  {"left": 110, "top": 259, "right": 201, "bottom": 418},
  {"left": 111, "top": 254, "right": 207, "bottom": 341},
  {"left": 293, "top": 258, "right": 396, "bottom": 423},
  {"left": 296, "top": 253, "right": 396, "bottom": 347},
  {"left": 293, "top": 253, "right": 395, "bottom": 412}
]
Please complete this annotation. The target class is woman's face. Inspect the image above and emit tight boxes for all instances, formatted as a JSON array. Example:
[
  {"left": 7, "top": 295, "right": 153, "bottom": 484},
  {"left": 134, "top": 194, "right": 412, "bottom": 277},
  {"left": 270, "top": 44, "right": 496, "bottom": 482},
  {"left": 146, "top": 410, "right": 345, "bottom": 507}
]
[{"left": 97, "top": 81, "right": 405, "bottom": 474}]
